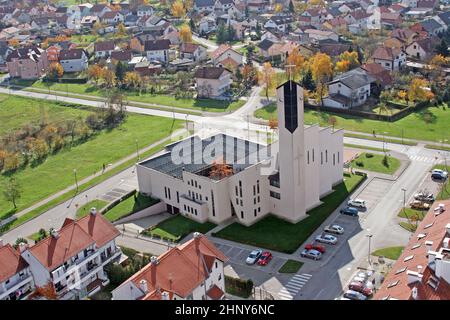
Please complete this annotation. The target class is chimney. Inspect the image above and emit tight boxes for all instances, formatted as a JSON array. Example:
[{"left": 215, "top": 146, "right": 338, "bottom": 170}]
[
  {"left": 139, "top": 279, "right": 148, "bottom": 293},
  {"left": 417, "top": 265, "right": 423, "bottom": 274},
  {"left": 161, "top": 291, "right": 169, "bottom": 300},
  {"left": 407, "top": 270, "right": 423, "bottom": 284},
  {"left": 150, "top": 256, "right": 159, "bottom": 265},
  {"left": 18, "top": 242, "right": 28, "bottom": 253},
  {"left": 411, "top": 287, "right": 418, "bottom": 300},
  {"left": 446, "top": 223, "right": 450, "bottom": 236},
  {"left": 194, "top": 232, "right": 201, "bottom": 251},
  {"left": 425, "top": 240, "right": 433, "bottom": 253},
  {"left": 0, "top": 238, "right": 3, "bottom": 248},
  {"left": 90, "top": 207, "right": 97, "bottom": 216},
  {"left": 50, "top": 228, "right": 59, "bottom": 239}
]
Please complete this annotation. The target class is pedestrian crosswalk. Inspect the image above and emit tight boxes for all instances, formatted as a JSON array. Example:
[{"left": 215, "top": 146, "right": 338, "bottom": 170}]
[
  {"left": 408, "top": 155, "right": 438, "bottom": 163},
  {"left": 277, "top": 273, "right": 312, "bottom": 300}
]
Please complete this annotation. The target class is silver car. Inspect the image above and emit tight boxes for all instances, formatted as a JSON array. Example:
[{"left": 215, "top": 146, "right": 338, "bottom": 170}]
[
  {"left": 315, "top": 234, "right": 338, "bottom": 245},
  {"left": 343, "top": 290, "right": 367, "bottom": 300},
  {"left": 348, "top": 198, "right": 366, "bottom": 209},
  {"left": 246, "top": 249, "right": 263, "bottom": 264},
  {"left": 324, "top": 224, "right": 345, "bottom": 235},
  {"left": 300, "top": 249, "right": 322, "bottom": 260}
]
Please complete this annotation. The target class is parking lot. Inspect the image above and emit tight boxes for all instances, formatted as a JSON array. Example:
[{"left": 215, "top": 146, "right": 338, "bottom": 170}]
[{"left": 353, "top": 178, "right": 394, "bottom": 213}]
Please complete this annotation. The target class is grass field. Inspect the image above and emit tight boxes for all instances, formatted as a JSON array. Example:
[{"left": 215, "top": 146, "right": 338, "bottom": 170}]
[
  {"left": 254, "top": 103, "right": 450, "bottom": 143},
  {"left": 434, "top": 164, "right": 450, "bottom": 200},
  {"left": 350, "top": 152, "right": 401, "bottom": 175},
  {"left": 278, "top": 260, "right": 304, "bottom": 273},
  {"left": 18, "top": 80, "right": 245, "bottom": 113},
  {"left": 104, "top": 193, "right": 159, "bottom": 222},
  {"left": 144, "top": 215, "right": 216, "bottom": 242},
  {"left": 372, "top": 246, "right": 404, "bottom": 260},
  {"left": 344, "top": 144, "right": 389, "bottom": 152},
  {"left": 425, "top": 144, "right": 450, "bottom": 152},
  {"left": 213, "top": 173, "right": 366, "bottom": 253},
  {"left": 399, "top": 221, "right": 417, "bottom": 232},
  {"left": 76, "top": 199, "right": 108, "bottom": 219},
  {"left": 397, "top": 208, "right": 426, "bottom": 221},
  {"left": 0, "top": 97, "right": 183, "bottom": 219}
]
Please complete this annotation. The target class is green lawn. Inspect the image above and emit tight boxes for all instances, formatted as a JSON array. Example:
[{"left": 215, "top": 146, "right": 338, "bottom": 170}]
[
  {"left": 344, "top": 133, "right": 417, "bottom": 146},
  {"left": 20, "top": 80, "right": 246, "bottom": 113},
  {"left": 350, "top": 153, "right": 401, "bottom": 175},
  {"left": 213, "top": 173, "right": 366, "bottom": 253},
  {"left": 434, "top": 164, "right": 450, "bottom": 200},
  {"left": 0, "top": 96, "right": 182, "bottom": 219},
  {"left": 104, "top": 193, "right": 159, "bottom": 222},
  {"left": 254, "top": 103, "right": 450, "bottom": 143},
  {"left": 372, "top": 246, "right": 404, "bottom": 260},
  {"left": 344, "top": 144, "right": 389, "bottom": 152},
  {"left": 76, "top": 199, "right": 108, "bottom": 219},
  {"left": 425, "top": 144, "right": 450, "bottom": 152},
  {"left": 279, "top": 260, "right": 304, "bottom": 273},
  {"left": 399, "top": 222, "right": 417, "bottom": 232},
  {"left": 144, "top": 215, "right": 217, "bottom": 242},
  {"left": 397, "top": 208, "right": 426, "bottom": 221}
]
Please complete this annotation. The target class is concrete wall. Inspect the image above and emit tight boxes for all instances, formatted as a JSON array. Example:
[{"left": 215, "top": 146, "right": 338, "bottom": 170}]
[{"left": 113, "top": 201, "right": 165, "bottom": 225}]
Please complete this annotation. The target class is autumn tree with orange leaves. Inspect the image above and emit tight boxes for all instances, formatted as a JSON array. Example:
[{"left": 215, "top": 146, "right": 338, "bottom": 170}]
[
  {"left": 286, "top": 47, "right": 305, "bottom": 79},
  {"left": 171, "top": 0, "right": 186, "bottom": 18},
  {"left": 36, "top": 282, "right": 57, "bottom": 300},
  {"left": 259, "top": 62, "right": 276, "bottom": 101},
  {"left": 309, "top": 52, "right": 333, "bottom": 107},
  {"left": 209, "top": 157, "right": 233, "bottom": 180},
  {"left": 179, "top": 25, "right": 193, "bottom": 43}
]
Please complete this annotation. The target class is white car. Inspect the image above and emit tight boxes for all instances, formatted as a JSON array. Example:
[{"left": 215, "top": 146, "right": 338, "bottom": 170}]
[
  {"left": 324, "top": 224, "right": 345, "bottom": 235},
  {"left": 343, "top": 290, "right": 367, "bottom": 301},
  {"left": 300, "top": 249, "right": 322, "bottom": 260},
  {"left": 246, "top": 249, "right": 263, "bottom": 265},
  {"left": 353, "top": 271, "right": 370, "bottom": 283},
  {"left": 315, "top": 234, "right": 338, "bottom": 245},
  {"left": 348, "top": 199, "right": 366, "bottom": 209}
]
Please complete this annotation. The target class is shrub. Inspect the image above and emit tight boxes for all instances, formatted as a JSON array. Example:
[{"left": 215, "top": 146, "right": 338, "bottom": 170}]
[
  {"left": 365, "top": 153, "right": 374, "bottom": 158},
  {"left": 382, "top": 155, "right": 390, "bottom": 168},
  {"left": 355, "top": 161, "right": 364, "bottom": 167}
]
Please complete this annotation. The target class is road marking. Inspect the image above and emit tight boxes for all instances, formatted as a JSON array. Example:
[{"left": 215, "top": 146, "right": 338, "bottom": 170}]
[
  {"left": 276, "top": 273, "right": 312, "bottom": 300},
  {"left": 289, "top": 279, "right": 307, "bottom": 286}
]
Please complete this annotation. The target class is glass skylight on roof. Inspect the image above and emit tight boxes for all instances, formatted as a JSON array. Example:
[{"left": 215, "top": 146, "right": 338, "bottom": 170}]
[
  {"left": 412, "top": 244, "right": 421, "bottom": 249},
  {"left": 417, "top": 233, "right": 427, "bottom": 240},
  {"left": 424, "top": 222, "right": 434, "bottom": 229},
  {"left": 387, "top": 280, "right": 399, "bottom": 288},
  {"left": 395, "top": 267, "right": 407, "bottom": 274},
  {"left": 404, "top": 255, "right": 414, "bottom": 262}
]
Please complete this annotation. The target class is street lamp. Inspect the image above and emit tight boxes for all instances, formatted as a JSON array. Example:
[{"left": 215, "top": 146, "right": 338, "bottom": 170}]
[
  {"left": 135, "top": 139, "right": 140, "bottom": 161},
  {"left": 73, "top": 169, "right": 79, "bottom": 193},
  {"left": 366, "top": 233, "right": 373, "bottom": 268},
  {"left": 401, "top": 188, "right": 408, "bottom": 222},
  {"left": 383, "top": 131, "right": 388, "bottom": 154}
]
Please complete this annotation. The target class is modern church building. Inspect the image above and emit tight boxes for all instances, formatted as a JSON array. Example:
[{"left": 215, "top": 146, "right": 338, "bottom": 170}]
[{"left": 136, "top": 81, "right": 344, "bottom": 226}]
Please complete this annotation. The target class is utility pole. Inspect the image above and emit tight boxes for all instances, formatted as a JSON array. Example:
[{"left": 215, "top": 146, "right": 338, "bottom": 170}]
[
  {"left": 135, "top": 139, "right": 140, "bottom": 161},
  {"left": 402, "top": 188, "right": 408, "bottom": 222},
  {"left": 73, "top": 169, "right": 79, "bottom": 193},
  {"left": 366, "top": 234, "right": 373, "bottom": 268}
]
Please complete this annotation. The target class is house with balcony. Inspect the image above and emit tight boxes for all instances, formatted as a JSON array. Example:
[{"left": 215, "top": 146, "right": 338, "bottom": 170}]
[
  {"left": 6, "top": 46, "right": 49, "bottom": 80},
  {"left": 370, "top": 45, "right": 406, "bottom": 71},
  {"left": 59, "top": 48, "right": 88, "bottom": 73},
  {"left": 375, "top": 200, "right": 450, "bottom": 300},
  {"left": 324, "top": 68, "right": 376, "bottom": 109},
  {"left": 0, "top": 242, "right": 35, "bottom": 300},
  {"left": 20, "top": 208, "right": 121, "bottom": 300},
  {"left": 194, "top": 66, "right": 232, "bottom": 98},
  {"left": 112, "top": 232, "right": 228, "bottom": 300}
]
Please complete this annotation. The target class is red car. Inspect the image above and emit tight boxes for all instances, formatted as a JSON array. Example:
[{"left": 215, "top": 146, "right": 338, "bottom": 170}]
[
  {"left": 305, "top": 243, "right": 326, "bottom": 254},
  {"left": 348, "top": 281, "right": 373, "bottom": 297},
  {"left": 257, "top": 251, "right": 273, "bottom": 266}
]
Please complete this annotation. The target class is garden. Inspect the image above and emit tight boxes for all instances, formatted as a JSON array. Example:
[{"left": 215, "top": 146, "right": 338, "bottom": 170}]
[{"left": 350, "top": 152, "right": 401, "bottom": 175}]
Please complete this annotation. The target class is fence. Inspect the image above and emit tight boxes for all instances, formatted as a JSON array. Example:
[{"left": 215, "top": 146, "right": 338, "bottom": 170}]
[{"left": 42, "top": 77, "right": 88, "bottom": 84}]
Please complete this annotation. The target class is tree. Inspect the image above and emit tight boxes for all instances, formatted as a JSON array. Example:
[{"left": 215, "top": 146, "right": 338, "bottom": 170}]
[
  {"left": 171, "top": 0, "right": 186, "bottom": 18},
  {"left": 87, "top": 64, "right": 104, "bottom": 86},
  {"left": 30, "top": 138, "right": 49, "bottom": 160},
  {"left": 268, "top": 118, "right": 278, "bottom": 142},
  {"left": 3, "top": 153, "right": 20, "bottom": 172},
  {"left": 216, "top": 23, "right": 227, "bottom": 44},
  {"left": 115, "top": 62, "right": 126, "bottom": 84},
  {"left": 189, "top": 18, "right": 196, "bottom": 33},
  {"left": 242, "top": 64, "right": 256, "bottom": 88},
  {"left": 435, "top": 38, "right": 449, "bottom": 57},
  {"left": 408, "top": 78, "right": 433, "bottom": 105},
  {"left": 335, "top": 60, "right": 350, "bottom": 73},
  {"left": 123, "top": 71, "right": 142, "bottom": 90},
  {"left": 180, "top": 24, "right": 193, "bottom": 43},
  {"left": 338, "top": 51, "right": 360, "bottom": 69},
  {"left": 274, "top": 3, "right": 283, "bottom": 13},
  {"left": 36, "top": 282, "right": 57, "bottom": 300},
  {"left": 289, "top": 0, "right": 295, "bottom": 13},
  {"left": 259, "top": 62, "right": 275, "bottom": 101},
  {"left": 301, "top": 69, "right": 315, "bottom": 91},
  {"left": 116, "top": 23, "right": 127, "bottom": 37},
  {"left": 8, "top": 38, "right": 19, "bottom": 48},
  {"left": 286, "top": 47, "right": 305, "bottom": 79},
  {"left": 47, "top": 62, "right": 64, "bottom": 80},
  {"left": 102, "top": 69, "right": 117, "bottom": 88},
  {"left": 0, "top": 149, "right": 7, "bottom": 171},
  {"left": 309, "top": 53, "right": 333, "bottom": 107},
  {"left": 3, "top": 177, "right": 21, "bottom": 209},
  {"left": 92, "top": 21, "right": 104, "bottom": 35},
  {"left": 227, "top": 24, "right": 235, "bottom": 42},
  {"left": 328, "top": 116, "right": 337, "bottom": 130}
]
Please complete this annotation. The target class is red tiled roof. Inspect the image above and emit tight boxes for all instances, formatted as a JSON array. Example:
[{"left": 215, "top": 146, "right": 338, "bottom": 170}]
[
  {"left": 207, "top": 284, "right": 224, "bottom": 300},
  {"left": 0, "top": 244, "right": 28, "bottom": 282},
  {"left": 29, "top": 213, "right": 119, "bottom": 271},
  {"left": 211, "top": 44, "right": 241, "bottom": 60},
  {"left": 374, "top": 200, "right": 450, "bottom": 300},
  {"left": 361, "top": 63, "right": 393, "bottom": 86},
  {"left": 371, "top": 46, "right": 403, "bottom": 61},
  {"left": 180, "top": 43, "right": 200, "bottom": 54},
  {"left": 126, "top": 234, "right": 228, "bottom": 299}
]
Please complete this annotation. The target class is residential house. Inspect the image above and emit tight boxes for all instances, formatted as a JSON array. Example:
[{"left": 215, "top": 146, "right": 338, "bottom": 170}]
[
  {"left": 301, "top": 8, "right": 326, "bottom": 27},
  {"left": 101, "top": 11, "right": 125, "bottom": 25},
  {"left": 405, "top": 37, "right": 438, "bottom": 61},
  {"left": 199, "top": 16, "right": 217, "bottom": 35},
  {"left": 94, "top": 40, "right": 116, "bottom": 59},
  {"left": 215, "top": 0, "right": 236, "bottom": 11},
  {"left": 361, "top": 62, "right": 393, "bottom": 89},
  {"left": 0, "top": 242, "right": 35, "bottom": 300},
  {"left": 264, "top": 15, "right": 294, "bottom": 33},
  {"left": 59, "top": 48, "right": 88, "bottom": 73},
  {"left": 109, "top": 50, "right": 133, "bottom": 65},
  {"left": 124, "top": 14, "right": 139, "bottom": 27},
  {"left": 194, "top": 66, "right": 232, "bottom": 98},
  {"left": 81, "top": 15, "right": 99, "bottom": 28},
  {"left": 419, "top": 19, "right": 446, "bottom": 36},
  {"left": 370, "top": 45, "right": 406, "bottom": 71},
  {"left": 305, "top": 29, "right": 339, "bottom": 43},
  {"left": 258, "top": 38, "right": 276, "bottom": 58},
  {"left": 344, "top": 9, "right": 371, "bottom": 33},
  {"left": 318, "top": 43, "right": 353, "bottom": 59},
  {"left": 0, "top": 41, "right": 12, "bottom": 65},
  {"left": 380, "top": 12, "right": 403, "bottom": 29},
  {"left": 374, "top": 201, "right": 450, "bottom": 300},
  {"left": 90, "top": 4, "right": 112, "bottom": 17},
  {"left": 144, "top": 39, "right": 171, "bottom": 64},
  {"left": 194, "top": 0, "right": 216, "bottom": 12},
  {"left": 180, "top": 43, "right": 207, "bottom": 62},
  {"left": 322, "top": 17, "right": 348, "bottom": 33},
  {"left": 324, "top": 68, "right": 376, "bottom": 109},
  {"left": 435, "top": 12, "right": 450, "bottom": 30},
  {"left": 6, "top": 46, "right": 49, "bottom": 79},
  {"left": 390, "top": 28, "right": 420, "bottom": 45},
  {"left": 20, "top": 209, "right": 122, "bottom": 300},
  {"left": 211, "top": 44, "right": 244, "bottom": 67},
  {"left": 248, "top": 0, "right": 269, "bottom": 14},
  {"left": 112, "top": 233, "right": 228, "bottom": 300},
  {"left": 136, "top": 5, "right": 154, "bottom": 17},
  {"left": 134, "top": 60, "right": 162, "bottom": 76}
]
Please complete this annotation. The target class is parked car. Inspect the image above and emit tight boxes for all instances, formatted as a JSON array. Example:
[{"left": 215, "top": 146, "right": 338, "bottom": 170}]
[
  {"left": 315, "top": 234, "right": 338, "bottom": 245},
  {"left": 347, "top": 198, "right": 366, "bottom": 209},
  {"left": 257, "top": 251, "right": 273, "bottom": 266},
  {"left": 300, "top": 249, "right": 322, "bottom": 260},
  {"left": 352, "top": 271, "right": 370, "bottom": 283},
  {"left": 414, "top": 192, "right": 435, "bottom": 203},
  {"left": 348, "top": 281, "right": 373, "bottom": 297},
  {"left": 340, "top": 206, "right": 359, "bottom": 217},
  {"left": 410, "top": 200, "right": 430, "bottom": 210},
  {"left": 246, "top": 249, "right": 263, "bottom": 264},
  {"left": 343, "top": 289, "right": 367, "bottom": 300},
  {"left": 324, "top": 224, "right": 345, "bottom": 235},
  {"left": 305, "top": 243, "right": 326, "bottom": 253},
  {"left": 431, "top": 169, "right": 448, "bottom": 181}
]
